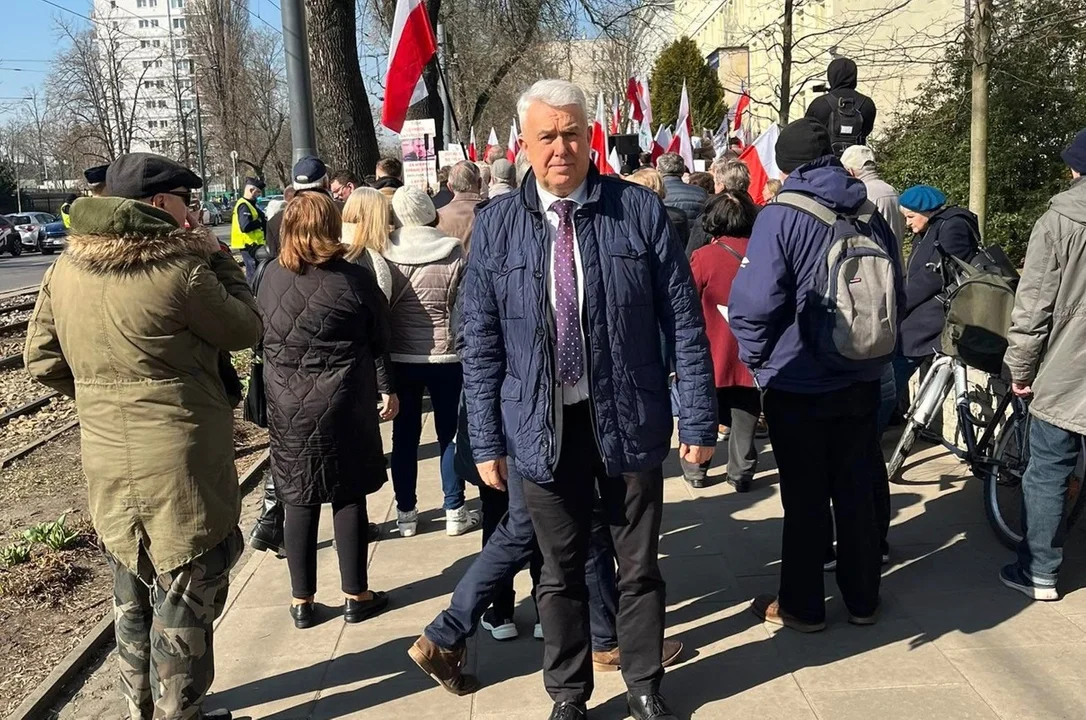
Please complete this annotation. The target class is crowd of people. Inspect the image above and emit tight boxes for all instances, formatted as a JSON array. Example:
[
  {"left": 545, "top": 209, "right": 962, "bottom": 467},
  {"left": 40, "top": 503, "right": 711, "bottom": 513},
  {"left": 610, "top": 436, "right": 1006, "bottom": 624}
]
[{"left": 20, "top": 57, "right": 1086, "bottom": 720}]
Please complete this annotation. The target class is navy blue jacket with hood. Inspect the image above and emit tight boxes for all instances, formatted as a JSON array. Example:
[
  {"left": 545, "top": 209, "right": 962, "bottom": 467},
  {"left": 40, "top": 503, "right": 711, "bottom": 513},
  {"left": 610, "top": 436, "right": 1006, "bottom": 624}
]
[
  {"left": 728, "top": 156, "right": 905, "bottom": 393},
  {"left": 459, "top": 167, "right": 718, "bottom": 484}
]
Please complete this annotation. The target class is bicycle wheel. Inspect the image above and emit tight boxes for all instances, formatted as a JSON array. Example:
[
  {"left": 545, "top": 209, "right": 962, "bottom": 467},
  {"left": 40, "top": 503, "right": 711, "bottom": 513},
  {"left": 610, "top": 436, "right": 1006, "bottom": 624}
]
[
  {"left": 984, "top": 412, "right": 1029, "bottom": 550},
  {"left": 887, "top": 419, "right": 921, "bottom": 483}
]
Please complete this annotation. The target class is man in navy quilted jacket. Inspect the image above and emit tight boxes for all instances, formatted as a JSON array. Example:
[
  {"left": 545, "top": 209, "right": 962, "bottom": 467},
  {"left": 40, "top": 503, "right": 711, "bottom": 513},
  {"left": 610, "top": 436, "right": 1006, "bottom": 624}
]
[{"left": 459, "top": 79, "right": 717, "bottom": 720}]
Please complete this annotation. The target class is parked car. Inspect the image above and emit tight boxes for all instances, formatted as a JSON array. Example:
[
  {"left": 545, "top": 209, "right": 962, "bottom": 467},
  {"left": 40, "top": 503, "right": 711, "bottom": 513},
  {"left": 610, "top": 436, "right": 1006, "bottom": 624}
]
[
  {"left": 0, "top": 215, "right": 22, "bottom": 256},
  {"left": 4, "top": 212, "right": 57, "bottom": 252},
  {"left": 39, "top": 219, "right": 68, "bottom": 255},
  {"left": 200, "top": 201, "right": 223, "bottom": 226}
]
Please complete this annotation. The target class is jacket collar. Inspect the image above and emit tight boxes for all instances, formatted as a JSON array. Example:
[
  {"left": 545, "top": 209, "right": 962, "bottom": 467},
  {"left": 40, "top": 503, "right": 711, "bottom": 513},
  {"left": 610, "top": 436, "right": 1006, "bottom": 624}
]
[
  {"left": 385, "top": 225, "right": 462, "bottom": 264},
  {"left": 520, "top": 166, "right": 602, "bottom": 215},
  {"left": 65, "top": 196, "right": 212, "bottom": 274},
  {"left": 450, "top": 191, "right": 484, "bottom": 204}
]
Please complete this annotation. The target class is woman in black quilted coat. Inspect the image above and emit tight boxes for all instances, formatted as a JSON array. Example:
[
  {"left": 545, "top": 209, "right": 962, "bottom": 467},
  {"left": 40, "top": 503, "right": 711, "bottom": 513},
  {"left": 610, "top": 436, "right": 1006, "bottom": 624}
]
[{"left": 257, "top": 191, "right": 392, "bottom": 629}]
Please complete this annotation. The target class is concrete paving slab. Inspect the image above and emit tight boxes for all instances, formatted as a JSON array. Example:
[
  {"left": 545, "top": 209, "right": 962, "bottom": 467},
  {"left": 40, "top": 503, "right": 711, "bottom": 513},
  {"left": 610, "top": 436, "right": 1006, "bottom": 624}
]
[{"left": 804, "top": 684, "right": 1000, "bottom": 720}]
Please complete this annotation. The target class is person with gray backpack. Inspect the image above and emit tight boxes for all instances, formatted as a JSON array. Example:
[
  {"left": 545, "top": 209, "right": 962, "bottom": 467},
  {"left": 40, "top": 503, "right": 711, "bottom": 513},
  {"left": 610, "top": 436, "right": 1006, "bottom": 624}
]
[{"left": 729, "top": 117, "right": 905, "bottom": 632}]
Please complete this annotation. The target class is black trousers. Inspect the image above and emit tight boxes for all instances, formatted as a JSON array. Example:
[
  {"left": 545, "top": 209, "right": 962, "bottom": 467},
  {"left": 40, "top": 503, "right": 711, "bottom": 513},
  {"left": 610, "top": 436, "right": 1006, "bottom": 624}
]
[
  {"left": 763, "top": 381, "right": 882, "bottom": 624},
  {"left": 283, "top": 501, "right": 368, "bottom": 599},
  {"left": 479, "top": 483, "right": 543, "bottom": 619},
  {"left": 522, "top": 402, "right": 665, "bottom": 703}
]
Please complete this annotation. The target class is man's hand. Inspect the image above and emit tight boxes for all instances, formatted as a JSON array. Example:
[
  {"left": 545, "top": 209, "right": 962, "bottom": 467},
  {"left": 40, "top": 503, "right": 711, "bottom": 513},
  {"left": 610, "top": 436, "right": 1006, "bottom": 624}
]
[
  {"left": 1012, "top": 381, "right": 1033, "bottom": 398},
  {"left": 379, "top": 393, "right": 399, "bottom": 421},
  {"left": 680, "top": 443, "right": 715, "bottom": 465},
  {"left": 477, "top": 457, "right": 508, "bottom": 492}
]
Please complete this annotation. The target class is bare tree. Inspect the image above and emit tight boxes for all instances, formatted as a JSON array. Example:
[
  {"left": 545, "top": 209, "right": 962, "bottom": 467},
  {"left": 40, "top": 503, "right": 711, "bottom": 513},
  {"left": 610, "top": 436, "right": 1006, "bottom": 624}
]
[{"left": 307, "top": 0, "right": 380, "bottom": 176}]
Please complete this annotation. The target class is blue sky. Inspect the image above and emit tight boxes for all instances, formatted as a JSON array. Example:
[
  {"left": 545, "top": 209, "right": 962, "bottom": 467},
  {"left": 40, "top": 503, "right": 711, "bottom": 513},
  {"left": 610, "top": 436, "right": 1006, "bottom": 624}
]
[{"left": 0, "top": 0, "right": 285, "bottom": 118}]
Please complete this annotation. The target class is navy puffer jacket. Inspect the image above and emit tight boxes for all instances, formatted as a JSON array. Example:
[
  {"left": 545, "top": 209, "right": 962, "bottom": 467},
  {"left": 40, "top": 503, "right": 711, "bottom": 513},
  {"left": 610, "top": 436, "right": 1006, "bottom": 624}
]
[{"left": 460, "top": 168, "right": 718, "bottom": 484}]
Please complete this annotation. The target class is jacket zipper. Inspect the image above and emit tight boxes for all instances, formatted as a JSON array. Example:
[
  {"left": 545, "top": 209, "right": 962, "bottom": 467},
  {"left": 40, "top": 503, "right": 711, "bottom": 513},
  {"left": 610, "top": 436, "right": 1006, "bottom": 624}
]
[{"left": 538, "top": 217, "right": 557, "bottom": 470}]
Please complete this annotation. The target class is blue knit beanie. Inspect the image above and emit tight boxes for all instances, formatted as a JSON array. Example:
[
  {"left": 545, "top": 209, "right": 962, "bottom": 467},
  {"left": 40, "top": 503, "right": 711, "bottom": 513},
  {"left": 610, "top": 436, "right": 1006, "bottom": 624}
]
[
  {"left": 899, "top": 185, "right": 946, "bottom": 212},
  {"left": 1061, "top": 128, "right": 1086, "bottom": 174}
]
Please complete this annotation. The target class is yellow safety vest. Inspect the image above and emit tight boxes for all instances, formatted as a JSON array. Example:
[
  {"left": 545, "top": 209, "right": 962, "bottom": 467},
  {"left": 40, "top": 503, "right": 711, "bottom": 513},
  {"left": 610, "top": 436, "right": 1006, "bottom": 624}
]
[
  {"left": 230, "top": 198, "right": 266, "bottom": 249},
  {"left": 60, "top": 203, "right": 72, "bottom": 229}
]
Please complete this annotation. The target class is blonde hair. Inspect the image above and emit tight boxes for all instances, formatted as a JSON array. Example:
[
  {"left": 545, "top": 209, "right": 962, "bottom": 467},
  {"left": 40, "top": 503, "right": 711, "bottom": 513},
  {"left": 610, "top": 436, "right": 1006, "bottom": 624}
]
[
  {"left": 279, "top": 191, "right": 345, "bottom": 273},
  {"left": 341, "top": 187, "right": 391, "bottom": 261},
  {"left": 627, "top": 168, "right": 666, "bottom": 200}
]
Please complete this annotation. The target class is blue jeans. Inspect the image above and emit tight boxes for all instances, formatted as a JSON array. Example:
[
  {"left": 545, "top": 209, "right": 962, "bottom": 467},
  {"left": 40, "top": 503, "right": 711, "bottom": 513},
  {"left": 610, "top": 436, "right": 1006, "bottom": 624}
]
[
  {"left": 240, "top": 247, "right": 257, "bottom": 281},
  {"left": 425, "top": 463, "right": 620, "bottom": 651},
  {"left": 391, "top": 362, "right": 464, "bottom": 512},
  {"left": 1015, "top": 417, "right": 1081, "bottom": 586}
]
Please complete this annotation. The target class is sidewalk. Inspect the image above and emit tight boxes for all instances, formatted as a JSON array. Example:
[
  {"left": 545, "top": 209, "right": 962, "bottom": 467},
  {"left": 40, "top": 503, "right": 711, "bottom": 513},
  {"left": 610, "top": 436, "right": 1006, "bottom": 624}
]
[{"left": 207, "top": 415, "right": 1086, "bottom": 720}]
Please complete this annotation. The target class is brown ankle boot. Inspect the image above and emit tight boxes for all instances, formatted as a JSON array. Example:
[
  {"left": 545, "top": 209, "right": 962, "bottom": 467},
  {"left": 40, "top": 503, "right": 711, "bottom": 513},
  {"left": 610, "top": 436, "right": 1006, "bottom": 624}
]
[{"left": 407, "top": 635, "right": 482, "bottom": 696}]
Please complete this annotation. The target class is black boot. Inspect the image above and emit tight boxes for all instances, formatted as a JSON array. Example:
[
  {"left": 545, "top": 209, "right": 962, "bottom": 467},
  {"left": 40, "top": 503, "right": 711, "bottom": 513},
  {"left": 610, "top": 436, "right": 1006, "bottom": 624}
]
[{"left": 249, "top": 474, "right": 284, "bottom": 556}]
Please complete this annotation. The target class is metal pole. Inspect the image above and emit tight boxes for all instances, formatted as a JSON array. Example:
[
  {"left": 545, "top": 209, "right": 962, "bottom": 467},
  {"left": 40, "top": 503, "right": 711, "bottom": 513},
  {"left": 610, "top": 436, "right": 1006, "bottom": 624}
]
[
  {"left": 15, "top": 156, "right": 22, "bottom": 213},
  {"left": 436, "top": 23, "right": 455, "bottom": 149},
  {"left": 195, "top": 87, "right": 207, "bottom": 201},
  {"left": 230, "top": 150, "right": 239, "bottom": 198},
  {"left": 281, "top": 0, "right": 318, "bottom": 162}
]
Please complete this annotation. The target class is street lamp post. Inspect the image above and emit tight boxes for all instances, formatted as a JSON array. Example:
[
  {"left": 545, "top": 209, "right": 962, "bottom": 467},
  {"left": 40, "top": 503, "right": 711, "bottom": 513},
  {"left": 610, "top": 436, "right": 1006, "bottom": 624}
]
[
  {"left": 230, "top": 149, "right": 239, "bottom": 198},
  {"left": 195, "top": 86, "right": 207, "bottom": 201}
]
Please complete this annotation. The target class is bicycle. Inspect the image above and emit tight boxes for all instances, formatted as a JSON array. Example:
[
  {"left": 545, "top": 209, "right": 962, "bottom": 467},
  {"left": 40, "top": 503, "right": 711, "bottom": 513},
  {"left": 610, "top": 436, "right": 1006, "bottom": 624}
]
[{"left": 885, "top": 244, "right": 1085, "bottom": 550}]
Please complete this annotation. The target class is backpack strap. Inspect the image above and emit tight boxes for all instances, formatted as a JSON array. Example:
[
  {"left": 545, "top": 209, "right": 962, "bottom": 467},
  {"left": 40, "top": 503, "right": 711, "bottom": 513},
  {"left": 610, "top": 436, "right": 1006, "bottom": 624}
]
[{"left": 775, "top": 192, "right": 877, "bottom": 226}]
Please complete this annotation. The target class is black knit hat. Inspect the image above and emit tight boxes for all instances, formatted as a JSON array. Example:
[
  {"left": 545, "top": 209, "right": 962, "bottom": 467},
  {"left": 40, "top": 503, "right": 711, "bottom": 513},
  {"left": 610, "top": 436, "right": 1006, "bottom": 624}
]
[
  {"left": 83, "top": 164, "right": 109, "bottom": 185},
  {"left": 775, "top": 118, "right": 834, "bottom": 174},
  {"left": 1062, "top": 128, "right": 1086, "bottom": 175}
]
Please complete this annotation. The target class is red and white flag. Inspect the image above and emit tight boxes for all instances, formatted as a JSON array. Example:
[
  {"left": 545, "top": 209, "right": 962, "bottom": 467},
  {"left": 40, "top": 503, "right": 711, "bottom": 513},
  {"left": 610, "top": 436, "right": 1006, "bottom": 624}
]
[
  {"left": 381, "top": 0, "right": 436, "bottom": 133},
  {"left": 608, "top": 146, "right": 622, "bottom": 176},
  {"left": 668, "top": 81, "right": 695, "bottom": 172},
  {"left": 639, "top": 79, "right": 653, "bottom": 129},
  {"left": 651, "top": 125, "right": 671, "bottom": 163},
  {"left": 506, "top": 121, "right": 519, "bottom": 163},
  {"left": 468, "top": 126, "right": 477, "bottom": 162},
  {"left": 732, "top": 87, "right": 752, "bottom": 146},
  {"left": 591, "top": 93, "right": 614, "bottom": 175},
  {"left": 739, "top": 123, "right": 782, "bottom": 204},
  {"left": 626, "top": 78, "right": 644, "bottom": 123},
  {"left": 484, "top": 127, "right": 499, "bottom": 160},
  {"left": 610, "top": 95, "right": 621, "bottom": 136}
]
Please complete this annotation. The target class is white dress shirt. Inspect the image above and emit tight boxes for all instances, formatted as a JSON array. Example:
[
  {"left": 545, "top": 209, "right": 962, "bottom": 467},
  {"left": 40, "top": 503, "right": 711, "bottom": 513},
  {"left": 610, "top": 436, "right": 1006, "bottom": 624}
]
[{"left": 537, "top": 180, "right": 590, "bottom": 406}]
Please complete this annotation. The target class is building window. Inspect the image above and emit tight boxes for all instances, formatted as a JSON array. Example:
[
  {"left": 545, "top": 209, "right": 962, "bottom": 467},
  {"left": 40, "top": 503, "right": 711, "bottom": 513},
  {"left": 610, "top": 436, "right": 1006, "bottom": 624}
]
[
  {"left": 161, "top": 120, "right": 169, "bottom": 128},
  {"left": 136, "top": 0, "right": 146, "bottom": 6},
  {"left": 156, "top": 79, "right": 165, "bottom": 88},
  {"left": 113, "top": 21, "right": 120, "bottom": 29},
  {"left": 153, "top": 39, "right": 161, "bottom": 47},
  {"left": 149, "top": 141, "right": 160, "bottom": 150},
  {"left": 181, "top": 99, "right": 194, "bottom": 110},
  {"left": 149, "top": 0, "right": 157, "bottom": 6},
  {"left": 171, "top": 0, "right": 185, "bottom": 7},
  {"left": 148, "top": 120, "right": 158, "bottom": 129},
  {"left": 158, "top": 100, "right": 167, "bottom": 108},
  {"left": 141, "top": 40, "right": 150, "bottom": 48},
  {"left": 151, "top": 19, "right": 159, "bottom": 27},
  {"left": 173, "top": 39, "right": 187, "bottom": 50},
  {"left": 173, "top": 18, "right": 185, "bottom": 29},
  {"left": 145, "top": 100, "right": 156, "bottom": 108}
]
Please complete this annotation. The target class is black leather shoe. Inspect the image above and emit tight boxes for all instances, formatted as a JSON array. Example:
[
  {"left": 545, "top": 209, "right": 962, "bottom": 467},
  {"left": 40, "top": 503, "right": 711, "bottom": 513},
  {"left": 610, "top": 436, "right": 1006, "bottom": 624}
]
[
  {"left": 344, "top": 591, "right": 389, "bottom": 624},
  {"left": 548, "top": 701, "right": 587, "bottom": 719},
  {"left": 290, "top": 601, "right": 316, "bottom": 629},
  {"left": 628, "top": 692, "right": 678, "bottom": 720}
]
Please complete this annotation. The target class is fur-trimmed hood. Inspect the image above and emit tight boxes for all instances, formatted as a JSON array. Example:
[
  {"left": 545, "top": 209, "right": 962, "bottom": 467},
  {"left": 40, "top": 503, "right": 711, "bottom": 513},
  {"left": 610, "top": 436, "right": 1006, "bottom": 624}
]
[{"left": 65, "top": 196, "right": 213, "bottom": 273}]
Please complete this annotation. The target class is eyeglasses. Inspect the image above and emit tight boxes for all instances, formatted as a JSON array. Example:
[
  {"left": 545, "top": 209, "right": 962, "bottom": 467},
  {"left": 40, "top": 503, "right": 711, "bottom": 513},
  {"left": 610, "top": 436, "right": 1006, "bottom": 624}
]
[{"left": 165, "top": 190, "right": 193, "bottom": 205}]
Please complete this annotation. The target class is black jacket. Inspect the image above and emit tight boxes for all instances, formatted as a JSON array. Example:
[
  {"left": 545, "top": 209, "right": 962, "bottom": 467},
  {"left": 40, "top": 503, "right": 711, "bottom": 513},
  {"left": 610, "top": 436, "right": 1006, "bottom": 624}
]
[
  {"left": 432, "top": 187, "right": 454, "bottom": 209},
  {"left": 666, "top": 206, "right": 690, "bottom": 252},
  {"left": 373, "top": 176, "right": 404, "bottom": 192},
  {"left": 258, "top": 258, "right": 391, "bottom": 505},
  {"left": 662, "top": 175, "right": 708, "bottom": 227},
  {"left": 901, "top": 207, "right": 979, "bottom": 358},
  {"left": 805, "top": 58, "right": 877, "bottom": 144}
]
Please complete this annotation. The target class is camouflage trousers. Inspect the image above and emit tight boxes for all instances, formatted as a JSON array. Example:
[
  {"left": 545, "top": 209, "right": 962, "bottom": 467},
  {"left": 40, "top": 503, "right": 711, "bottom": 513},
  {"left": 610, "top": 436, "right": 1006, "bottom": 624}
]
[{"left": 105, "top": 528, "right": 244, "bottom": 720}]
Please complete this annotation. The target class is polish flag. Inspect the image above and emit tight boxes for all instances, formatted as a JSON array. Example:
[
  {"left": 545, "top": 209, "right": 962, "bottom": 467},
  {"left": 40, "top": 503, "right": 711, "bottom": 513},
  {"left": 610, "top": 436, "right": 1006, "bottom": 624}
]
[
  {"left": 506, "top": 121, "right": 519, "bottom": 163},
  {"left": 467, "top": 127, "right": 477, "bottom": 161},
  {"left": 608, "top": 146, "right": 622, "bottom": 176},
  {"left": 738, "top": 123, "right": 782, "bottom": 204},
  {"left": 639, "top": 79, "right": 653, "bottom": 128},
  {"left": 626, "top": 78, "right": 644, "bottom": 123},
  {"left": 651, "top": 125, "right": 671, "bottom": 164},
  {"left": 381, "top": 0, "right": 436, "bottom": 133},
  {"left": 669, "top": 81, "right": 695, "bottom": 172},
  {"left": 591, "top": 93, "right": 614, "bottom": 174},
  {"left": 484, "top": 127, "right": 499, "bottom": 160},
  {"left": 610, "top": 95, "right": 621, "bottom": 136}
]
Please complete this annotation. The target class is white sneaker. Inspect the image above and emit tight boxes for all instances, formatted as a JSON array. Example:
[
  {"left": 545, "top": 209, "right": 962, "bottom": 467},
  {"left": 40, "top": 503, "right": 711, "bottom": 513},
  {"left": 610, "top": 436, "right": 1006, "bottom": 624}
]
[
  {"left": 397, "top": 508, "right": 418, "bottom": 537},
  {"left": 445, "top": 506, "right": 481, "bottom": 536},
  {"left": 481, "top": 609, "right": 519, "bottom": 641},
  {"left": 533, "top": 622, "right": 544, "bottom": 640}
]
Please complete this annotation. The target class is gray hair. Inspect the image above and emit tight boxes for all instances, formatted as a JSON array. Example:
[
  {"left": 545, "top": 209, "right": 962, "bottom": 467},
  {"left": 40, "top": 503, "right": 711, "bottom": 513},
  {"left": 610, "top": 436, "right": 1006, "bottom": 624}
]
[
  {"left": 656, "top": 152, "right": 687, "bottom": 177},
  {"left": 841, "top": 144, "right": 877, "bottom": 173},
  {"left": 711, "top": 158, "right": 751, "bottom": 193},
  {"left": 448, "top": 160, "right": 482, "bottom": 193},
  {"left": 516, "top": 79, "right": 588, "bottom": 129}
]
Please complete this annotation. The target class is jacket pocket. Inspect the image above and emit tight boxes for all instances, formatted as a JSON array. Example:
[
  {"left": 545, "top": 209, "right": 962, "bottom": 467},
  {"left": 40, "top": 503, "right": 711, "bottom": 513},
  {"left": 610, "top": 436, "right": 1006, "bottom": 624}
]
[
  {"left": 495, "top": 261, "right": 528, "bottom": 319},
  {"left": 627, "top": 363, "right": 671, "bottom": 443},
  {"left": 608, "top": 244, "right": 652, "bottom": 307}
]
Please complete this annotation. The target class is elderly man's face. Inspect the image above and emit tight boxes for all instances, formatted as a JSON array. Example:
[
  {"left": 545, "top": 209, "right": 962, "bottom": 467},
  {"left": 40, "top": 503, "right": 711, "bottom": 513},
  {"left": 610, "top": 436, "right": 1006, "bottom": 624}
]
[{"left": 521, "top": 102, "right": 590, "bottom": 197}]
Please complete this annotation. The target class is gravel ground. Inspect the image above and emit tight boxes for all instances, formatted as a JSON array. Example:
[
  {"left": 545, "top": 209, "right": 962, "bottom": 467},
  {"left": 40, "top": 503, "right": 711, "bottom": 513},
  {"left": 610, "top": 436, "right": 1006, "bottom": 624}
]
[
  {"left": 0, "top": 416, "right": 268, "bottom": 719},
  {"left": 0, "top": 365, "right": 60, "bottom": 413},
  {"left": 0, "top": 308, "right": 31, "bottom": 328},
  {"left": 0, "top": 293, "right": 38, "bottom": 312},
  {"left": 0, "top": 396, "right": 77, "bottom": 457},
  {"left": 0, "top": 336, "right": 26, "bottom": 357}
]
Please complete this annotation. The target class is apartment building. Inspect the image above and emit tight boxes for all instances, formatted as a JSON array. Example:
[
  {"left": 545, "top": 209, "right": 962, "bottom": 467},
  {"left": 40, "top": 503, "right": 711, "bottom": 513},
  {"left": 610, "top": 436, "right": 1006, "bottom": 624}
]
[
  {"left": 92, "top": 0, "right": 196, "bottom": 157},
  {"left": 673, "top": 0, "right": 964, "bottom": 136}
]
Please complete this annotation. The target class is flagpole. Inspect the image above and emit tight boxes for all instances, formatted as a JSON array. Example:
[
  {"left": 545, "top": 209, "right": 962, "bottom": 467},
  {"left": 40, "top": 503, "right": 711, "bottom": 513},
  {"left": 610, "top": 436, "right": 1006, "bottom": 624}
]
[{"left": 434, "top": 56, "right": 464, "bottom": 153}]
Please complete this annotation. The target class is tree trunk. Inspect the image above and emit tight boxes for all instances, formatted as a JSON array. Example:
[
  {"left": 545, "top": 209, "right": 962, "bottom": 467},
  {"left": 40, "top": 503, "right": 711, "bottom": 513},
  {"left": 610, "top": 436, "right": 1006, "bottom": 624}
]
[
  {"left": 969, "top": 0, "right": 992, "bottom": 238},
  {"left": 779, "top": 0, "right": 793, "bottom": 125},
  {"left": 305, "top": 0, "right": 380, "bottom": 175}
]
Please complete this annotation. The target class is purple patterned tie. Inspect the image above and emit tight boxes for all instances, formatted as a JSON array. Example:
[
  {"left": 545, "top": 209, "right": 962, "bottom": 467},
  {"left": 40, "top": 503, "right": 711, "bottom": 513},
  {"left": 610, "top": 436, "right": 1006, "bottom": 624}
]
[{"left": 550, "top": 199, "right": 583, "bottom": 385}]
